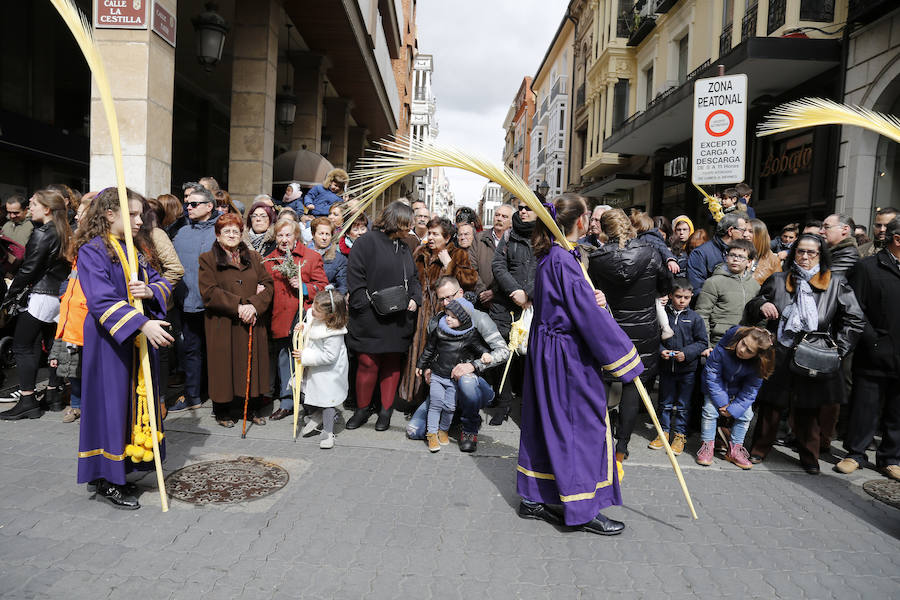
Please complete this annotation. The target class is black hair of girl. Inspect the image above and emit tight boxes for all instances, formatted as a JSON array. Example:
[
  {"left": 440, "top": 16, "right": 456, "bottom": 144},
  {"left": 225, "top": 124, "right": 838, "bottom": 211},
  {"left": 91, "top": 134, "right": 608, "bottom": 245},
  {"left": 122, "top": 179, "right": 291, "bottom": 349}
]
[
  {"left": 784, "top": 233, "right": 832, "bottom": 272},
  {"left": 654, "top": 215, "right": 673, "bottom": 240},
  {"left": 313, "top": 287, "right": 349, "bottom": 330},
  {"left": 532, "top": 193, "right": 587, "bottom": 258}
]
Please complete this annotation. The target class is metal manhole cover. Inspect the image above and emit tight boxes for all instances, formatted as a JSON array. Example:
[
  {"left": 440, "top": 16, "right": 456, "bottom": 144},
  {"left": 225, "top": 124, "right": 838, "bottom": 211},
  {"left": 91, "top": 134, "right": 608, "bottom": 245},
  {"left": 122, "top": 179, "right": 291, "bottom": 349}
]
[
  {"left": 862, "top": 479, "right": 900, "bottom": 509},
  {"left": 166, "top": 456, "right": 289, "bottom": 504}
]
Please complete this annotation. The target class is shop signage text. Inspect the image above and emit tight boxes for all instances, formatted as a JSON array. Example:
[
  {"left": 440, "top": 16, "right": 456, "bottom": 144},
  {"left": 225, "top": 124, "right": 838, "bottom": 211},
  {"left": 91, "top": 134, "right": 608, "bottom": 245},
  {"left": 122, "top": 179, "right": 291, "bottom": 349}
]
[
  {"left": 93, "top": 0, "right": 148, "bottom": 30},
  {"left": 761, "top": 146, "right": 813, "bottom": 178},
  {"left": 692, "top": 74, "right": 747, "bottom": 185}
]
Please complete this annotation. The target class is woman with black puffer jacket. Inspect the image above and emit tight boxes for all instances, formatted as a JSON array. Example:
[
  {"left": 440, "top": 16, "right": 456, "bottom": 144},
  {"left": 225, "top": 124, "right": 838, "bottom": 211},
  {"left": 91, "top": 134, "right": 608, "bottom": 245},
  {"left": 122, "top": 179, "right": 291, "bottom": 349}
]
[
  {"left": 588, "top": 208, "right": 673, "bottom": 461},
  {"left": 0, "top": 189, "right": 73, "bottom": 420}
]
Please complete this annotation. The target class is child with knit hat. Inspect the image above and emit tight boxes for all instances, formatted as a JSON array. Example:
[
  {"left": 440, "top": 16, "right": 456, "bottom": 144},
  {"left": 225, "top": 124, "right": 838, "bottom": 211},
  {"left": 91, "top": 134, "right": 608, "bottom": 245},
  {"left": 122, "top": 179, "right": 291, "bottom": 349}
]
[{"left": 415, "top": 298, "right": 492, "bottom": 452}]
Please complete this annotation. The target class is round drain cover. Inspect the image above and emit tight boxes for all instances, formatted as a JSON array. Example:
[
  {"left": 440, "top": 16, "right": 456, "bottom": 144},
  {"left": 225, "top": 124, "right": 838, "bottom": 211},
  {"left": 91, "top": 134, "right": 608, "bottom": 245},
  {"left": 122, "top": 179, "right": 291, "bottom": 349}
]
[
  {"left": 166, "top": 456, "right": 289, "bottom": 504},
  {"left": 862, "top": 479, "right": 900, "bottom": 510}
]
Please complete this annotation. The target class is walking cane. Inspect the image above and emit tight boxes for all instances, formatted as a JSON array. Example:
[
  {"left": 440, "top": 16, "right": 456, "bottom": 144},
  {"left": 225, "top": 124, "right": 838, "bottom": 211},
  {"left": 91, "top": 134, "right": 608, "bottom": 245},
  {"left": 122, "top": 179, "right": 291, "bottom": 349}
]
[{"left": 241, "top": 322, "right": 254, "bottom": 439}]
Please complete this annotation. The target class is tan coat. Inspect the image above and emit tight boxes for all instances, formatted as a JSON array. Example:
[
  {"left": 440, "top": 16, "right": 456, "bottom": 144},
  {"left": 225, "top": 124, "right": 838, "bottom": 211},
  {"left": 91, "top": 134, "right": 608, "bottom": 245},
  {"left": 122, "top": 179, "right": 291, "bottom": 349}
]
[
  {"left": 150, "top": 227, "right": 184, "bottom": 309},
  {"left": 199, "top": 242, "right": 274, "bottom": 404}
]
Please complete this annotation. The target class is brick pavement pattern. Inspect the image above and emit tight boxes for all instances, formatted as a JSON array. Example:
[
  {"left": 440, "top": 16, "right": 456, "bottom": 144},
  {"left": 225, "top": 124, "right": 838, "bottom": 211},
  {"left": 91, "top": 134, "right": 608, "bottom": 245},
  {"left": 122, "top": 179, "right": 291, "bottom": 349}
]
[{"left": 1, "top": 406, "right": 898, "bottom": 599}]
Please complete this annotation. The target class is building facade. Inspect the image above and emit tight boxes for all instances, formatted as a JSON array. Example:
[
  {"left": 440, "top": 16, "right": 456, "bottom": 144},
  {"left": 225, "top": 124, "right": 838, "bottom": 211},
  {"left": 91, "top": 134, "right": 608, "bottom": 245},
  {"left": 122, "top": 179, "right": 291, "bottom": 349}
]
[
  {"left": 501, "top": 77, "right": 535, "bottom": 202},
  {"left": 530, "top": 17, "right": 575, "bottom": 199},
  {"left": 0, "top": 0, "right": 417, "bottom": 213},
  {"left": 478, "top": 181, "right": 503, "bottom": 225}
]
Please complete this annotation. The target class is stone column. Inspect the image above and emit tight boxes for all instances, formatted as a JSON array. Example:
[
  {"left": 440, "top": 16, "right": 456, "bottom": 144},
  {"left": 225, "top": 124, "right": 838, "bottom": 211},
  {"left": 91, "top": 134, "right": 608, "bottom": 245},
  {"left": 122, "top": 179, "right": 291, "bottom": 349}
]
[
  {"left": 346, "top": 126, "right": 369, "bottom": 172},
  {"left": 290, "top": 51, "right": 329, "bottom": 153},
  {"left": 89, "top": 0, "right": 176, "bottom": 197},
  {"left": 228, "top": 0, "right": 280, "bottom": 208},
  {"left": 324, "top": 97, "right": 353, "bottom": 169}
]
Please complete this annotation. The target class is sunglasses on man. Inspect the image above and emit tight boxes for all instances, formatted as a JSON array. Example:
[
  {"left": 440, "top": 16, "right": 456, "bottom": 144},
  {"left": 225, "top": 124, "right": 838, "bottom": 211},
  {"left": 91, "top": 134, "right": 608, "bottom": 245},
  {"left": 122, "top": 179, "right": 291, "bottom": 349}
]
[{"left": 185, "top": 200, "right": 212, "bottom": 209}]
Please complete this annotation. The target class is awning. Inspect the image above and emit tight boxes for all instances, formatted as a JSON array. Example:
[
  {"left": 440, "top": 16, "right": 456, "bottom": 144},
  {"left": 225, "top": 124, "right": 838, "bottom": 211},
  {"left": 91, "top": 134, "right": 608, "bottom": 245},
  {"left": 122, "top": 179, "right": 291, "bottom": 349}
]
[{"left": 603, "top": 37, "right": 842, "bottom": 155}]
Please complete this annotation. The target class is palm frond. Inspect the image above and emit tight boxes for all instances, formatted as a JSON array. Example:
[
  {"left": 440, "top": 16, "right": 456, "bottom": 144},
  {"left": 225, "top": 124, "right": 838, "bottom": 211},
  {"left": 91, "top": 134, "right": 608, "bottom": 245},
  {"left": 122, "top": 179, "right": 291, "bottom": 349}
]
[
  {"left": 757, "top": 97, "right": 900, "bottom": 144},
  {"left": 340, "top": 136, "right": 570, "bottom": 249}
]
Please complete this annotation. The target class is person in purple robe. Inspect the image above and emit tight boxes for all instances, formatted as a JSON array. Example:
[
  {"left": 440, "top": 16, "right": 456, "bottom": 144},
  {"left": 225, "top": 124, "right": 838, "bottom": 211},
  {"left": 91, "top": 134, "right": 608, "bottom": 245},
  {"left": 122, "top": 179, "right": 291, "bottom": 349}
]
[
  {"left": 517, "top": 193, "right": 644, "bottom": 535},
  {"left": 75, "top": 189, "right": 174, "bottom": 510}
]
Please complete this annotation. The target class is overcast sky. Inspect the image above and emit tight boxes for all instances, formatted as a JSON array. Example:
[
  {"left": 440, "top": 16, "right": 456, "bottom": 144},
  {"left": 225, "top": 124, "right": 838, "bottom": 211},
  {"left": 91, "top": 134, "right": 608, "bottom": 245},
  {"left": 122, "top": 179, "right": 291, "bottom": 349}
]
[{"left": 416, "top": 1, "right": 569, "bottom": 209}]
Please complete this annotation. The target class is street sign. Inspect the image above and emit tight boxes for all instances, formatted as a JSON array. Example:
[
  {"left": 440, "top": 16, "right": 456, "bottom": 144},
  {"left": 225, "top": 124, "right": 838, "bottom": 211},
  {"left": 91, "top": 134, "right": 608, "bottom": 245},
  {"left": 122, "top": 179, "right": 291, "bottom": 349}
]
[
  {"left": 93, "top": 0, "right": 149, "bottom": 29},
  {"left": 692, "top": 74, "right": 747, "bottom": 185},
  {"left": 152, "top": 1, "right": 177, "bottom": 47}
]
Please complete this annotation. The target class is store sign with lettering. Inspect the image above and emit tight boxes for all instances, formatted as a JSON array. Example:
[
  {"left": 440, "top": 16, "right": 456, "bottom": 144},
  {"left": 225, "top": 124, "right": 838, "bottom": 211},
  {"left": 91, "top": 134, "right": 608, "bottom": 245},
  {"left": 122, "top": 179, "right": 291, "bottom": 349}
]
[
  {"left": 93, "top": 0, "right": 148, "bottom": 29},
  {"left": 760, "top": 146, "right": 813, "bottom": 178},
  {"left": 152, "top": 1, "right": 176, "bottom": 47}
]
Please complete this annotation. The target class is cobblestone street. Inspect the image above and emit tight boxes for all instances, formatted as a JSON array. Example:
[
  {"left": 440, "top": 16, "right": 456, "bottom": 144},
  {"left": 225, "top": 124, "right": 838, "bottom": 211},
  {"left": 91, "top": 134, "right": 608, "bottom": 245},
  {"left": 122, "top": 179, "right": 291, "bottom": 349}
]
[{"left": 1, "top": 399, "right": 898, "bottom": 599}]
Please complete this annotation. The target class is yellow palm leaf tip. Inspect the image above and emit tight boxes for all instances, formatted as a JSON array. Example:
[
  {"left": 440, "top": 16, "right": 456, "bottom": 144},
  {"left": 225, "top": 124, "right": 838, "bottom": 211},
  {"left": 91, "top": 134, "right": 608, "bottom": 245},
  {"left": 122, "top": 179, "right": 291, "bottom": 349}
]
[{"left": 757, "top": 97, "right": 900, "bottom": 144}]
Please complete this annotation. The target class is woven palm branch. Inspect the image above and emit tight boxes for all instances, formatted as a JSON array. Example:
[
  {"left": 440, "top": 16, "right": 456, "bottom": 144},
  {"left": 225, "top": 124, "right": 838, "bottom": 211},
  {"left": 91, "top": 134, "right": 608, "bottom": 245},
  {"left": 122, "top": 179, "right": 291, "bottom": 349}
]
[
  {"left": 49, "top": 0, "right": 168, "bottom": 511},
  {"left": 338, "top": 136, "right": 569, "bottom": 248},
  {"left": 757, "top": 97, "right": 900, "bottom": 144}
]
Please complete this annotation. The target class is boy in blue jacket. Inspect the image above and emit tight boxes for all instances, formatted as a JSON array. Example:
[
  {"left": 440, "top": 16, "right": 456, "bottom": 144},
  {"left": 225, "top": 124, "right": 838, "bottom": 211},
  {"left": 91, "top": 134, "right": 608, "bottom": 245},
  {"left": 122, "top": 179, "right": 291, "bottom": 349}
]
[
  {"left": 697, "top": 326, "right": 774, "bottom": 470},
  {"left": 651, "top": 278, "right": 709, "bottom": 455}
]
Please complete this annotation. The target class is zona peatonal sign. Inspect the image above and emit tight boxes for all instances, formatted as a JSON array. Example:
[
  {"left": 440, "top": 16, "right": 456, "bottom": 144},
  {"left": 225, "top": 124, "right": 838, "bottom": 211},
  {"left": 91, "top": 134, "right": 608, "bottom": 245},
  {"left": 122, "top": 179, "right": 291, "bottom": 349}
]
[{"left": 691, "top": 74, "right": 747, "bottom": 185}]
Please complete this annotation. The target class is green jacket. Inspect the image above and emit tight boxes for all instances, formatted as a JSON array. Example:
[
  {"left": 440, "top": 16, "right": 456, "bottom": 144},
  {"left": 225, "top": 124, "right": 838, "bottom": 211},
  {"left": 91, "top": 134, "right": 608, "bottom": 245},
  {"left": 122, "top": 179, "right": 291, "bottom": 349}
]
[{"left": 694, "top": 264, "right": 761, "bottom": 346}]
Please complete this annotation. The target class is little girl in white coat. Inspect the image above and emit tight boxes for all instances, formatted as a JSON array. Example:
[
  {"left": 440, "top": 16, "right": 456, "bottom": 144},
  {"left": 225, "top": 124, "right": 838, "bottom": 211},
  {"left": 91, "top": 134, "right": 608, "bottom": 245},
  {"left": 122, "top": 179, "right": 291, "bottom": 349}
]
[{"left": 293, "top": 286, "right": 349, "bottom": 449}]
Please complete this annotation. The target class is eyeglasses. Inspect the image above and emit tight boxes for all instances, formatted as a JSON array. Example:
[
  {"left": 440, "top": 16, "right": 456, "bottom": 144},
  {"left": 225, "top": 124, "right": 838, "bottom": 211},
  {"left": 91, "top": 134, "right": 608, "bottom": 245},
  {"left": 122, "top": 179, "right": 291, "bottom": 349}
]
[
  {"left": 730, "top": 226, "right": 748, "bottom": 233},
  {"left": 186, "top": 201, "right": 211, "bottom": 209},
  {"left": 219, "top": 228, "right": 242, "bottom": 236},
  {"left": 795, "top": 249, "right": 820, "bottom": 257},
  {"left": 518, "top": 205, "right": 530, "bottom": 212},
  {"left": 437, "top": 291, "right": 461, "bottom": 304},
  {"left": 250, "top": 214, "right": 269, "bottom": 220},
  {"left": 726, "top": 253, "right": 749, "bottom": 261}
]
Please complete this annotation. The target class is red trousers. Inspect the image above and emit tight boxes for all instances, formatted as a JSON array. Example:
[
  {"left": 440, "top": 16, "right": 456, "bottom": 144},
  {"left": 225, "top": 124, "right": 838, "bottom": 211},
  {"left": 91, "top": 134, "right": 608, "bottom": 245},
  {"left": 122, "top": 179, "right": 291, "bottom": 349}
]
[{"left": 356, "top": 352, "right": 404, "bottom": 411}]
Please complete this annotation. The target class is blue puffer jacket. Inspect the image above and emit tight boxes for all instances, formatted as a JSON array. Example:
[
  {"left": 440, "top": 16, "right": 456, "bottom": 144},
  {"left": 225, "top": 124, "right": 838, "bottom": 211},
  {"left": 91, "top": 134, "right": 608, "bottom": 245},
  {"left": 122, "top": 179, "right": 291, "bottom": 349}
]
[
  {"left": 660, "top": 305, "right": 708, "bottom": 374},
  {"left": 687, "top": 235, "right": 728, "bottom": 292},
  {"left": 701, "top": 326, "right": 763, "bottom": 419},
  {"left": 308, "top": 243, "right": 348, "bottom": 294},
  {"left": 303, "top": 185, "right": 343, "bottom": 217},
  {"left": 172, "top": 214, "right": 219, "bottom": 313}
]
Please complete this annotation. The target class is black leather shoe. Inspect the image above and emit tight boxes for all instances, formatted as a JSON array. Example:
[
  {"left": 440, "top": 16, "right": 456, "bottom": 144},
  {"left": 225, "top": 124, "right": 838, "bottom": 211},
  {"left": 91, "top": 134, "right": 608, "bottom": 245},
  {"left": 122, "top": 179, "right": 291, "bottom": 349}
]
[
  {"left": 374, "top": 408, "right": 393, "bottom": 431},
  {"left": 801, "top": 462, "right": 820, "bottom": 475},
  {"left": 459, "top": 432, "right": 478, "bottom": 453},
  {"left": 94, "top": 479, "right": 140, "bottom": 510},
  {"left": 488, "top": 409, "right": 509, "bottom": 426},
  {"left": 87, "top": 480, "right": 139, "bottom": 495},
  {"left": 345, "top": 407, "right": 374, "bottom": 430},
  {"left": 0, "top": 395, "right": 43, "bottom": 420},
  {"left": 581, "top": 512, "right": 625, "bottom": 536},
  {"left": 517, "top": 501, "right": 562, "bottom": 526}
]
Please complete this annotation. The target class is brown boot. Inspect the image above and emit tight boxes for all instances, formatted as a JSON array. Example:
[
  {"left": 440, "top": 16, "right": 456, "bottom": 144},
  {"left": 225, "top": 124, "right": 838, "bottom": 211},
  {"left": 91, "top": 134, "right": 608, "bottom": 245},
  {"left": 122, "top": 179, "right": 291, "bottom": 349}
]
[
  {"left": 670, "top": 433, "right": 687, "bottom": 455},
  {"left": 648, "top": 432, "right": 669, "bottom": 450},
  {"left": 437, "top": 430, "right": 450, "bottom": 446},
  {"left": 426, "top": 433, "right": 440, "bottom": 453}
]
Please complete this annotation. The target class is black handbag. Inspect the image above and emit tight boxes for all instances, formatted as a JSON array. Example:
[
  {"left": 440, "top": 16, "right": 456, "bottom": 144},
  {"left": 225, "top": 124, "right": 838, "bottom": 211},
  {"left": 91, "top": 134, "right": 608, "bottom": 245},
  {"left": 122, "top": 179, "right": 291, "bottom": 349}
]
[
  {"left": 366, "top": 253, "right": 409, "bottom": 316},
  {"left": 790, "top": 331, "right": 840, "bottom": 378}
]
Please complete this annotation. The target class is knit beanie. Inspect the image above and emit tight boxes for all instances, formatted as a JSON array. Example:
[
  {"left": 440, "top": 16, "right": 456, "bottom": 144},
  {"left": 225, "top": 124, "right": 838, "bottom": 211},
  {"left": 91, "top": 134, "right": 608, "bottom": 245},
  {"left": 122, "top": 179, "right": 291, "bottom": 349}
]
[{"left": 445, "top": 298, "right": 473, "bottom": 330}]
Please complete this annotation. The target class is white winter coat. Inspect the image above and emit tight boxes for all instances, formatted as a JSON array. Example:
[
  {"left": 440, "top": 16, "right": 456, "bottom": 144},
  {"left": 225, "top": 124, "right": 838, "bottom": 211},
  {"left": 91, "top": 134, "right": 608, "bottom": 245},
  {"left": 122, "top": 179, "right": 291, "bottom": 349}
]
[{"left": 301, "top": 317, "right": 349, "bottom": 408}]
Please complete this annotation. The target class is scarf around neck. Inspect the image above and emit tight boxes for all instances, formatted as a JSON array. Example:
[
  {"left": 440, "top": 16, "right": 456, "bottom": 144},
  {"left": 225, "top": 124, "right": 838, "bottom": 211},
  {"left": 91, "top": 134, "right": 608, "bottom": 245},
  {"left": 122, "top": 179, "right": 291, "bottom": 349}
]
[
  {"left": 778, "top": 262, "right": 820, "bottom": 347},
  {"left": 248, "top": 229, "right": 267, "bottom": 252}
]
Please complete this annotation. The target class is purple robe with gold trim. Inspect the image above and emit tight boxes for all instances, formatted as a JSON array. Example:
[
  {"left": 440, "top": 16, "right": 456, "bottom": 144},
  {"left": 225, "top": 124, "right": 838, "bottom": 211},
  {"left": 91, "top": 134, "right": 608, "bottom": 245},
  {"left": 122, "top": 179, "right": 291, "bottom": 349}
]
[
  {"left": 517, "top": 244, "right": 644, "bottom": 526},
  {"left": 77, "top": 237, "right": 171, "bottom": 485}
]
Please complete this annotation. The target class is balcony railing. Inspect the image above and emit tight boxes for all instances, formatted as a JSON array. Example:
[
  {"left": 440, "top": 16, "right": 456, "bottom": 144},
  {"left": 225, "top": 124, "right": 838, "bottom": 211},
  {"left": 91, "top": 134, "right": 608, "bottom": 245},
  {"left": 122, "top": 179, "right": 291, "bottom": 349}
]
[
  {"left": 537, "top": 148, "right": 546, "bottom": 167},
  {"left": 414, "top": 86, "right": 428, "bottom": 101},
  {"left": 576, "top": 83, "right": 585, "bottom": 108},
  {"left": 741, "top": 3, "right": 758, "bottom": 40},
  {"left": 540, "top": 97, "right": 549, "bottom": 117},
  {"left": 551, "top": 76, "right": 568, "bottom": 100},
  {"left": 719, "top": 23, "right": 733, "bottom": 57},
  {"left": 768, "top": 0, "right": 786, "bottom": 34}
]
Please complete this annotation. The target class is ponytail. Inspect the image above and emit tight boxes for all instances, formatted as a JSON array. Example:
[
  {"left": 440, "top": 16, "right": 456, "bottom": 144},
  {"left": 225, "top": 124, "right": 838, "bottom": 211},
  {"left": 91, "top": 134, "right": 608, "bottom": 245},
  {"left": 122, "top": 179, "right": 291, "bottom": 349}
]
[{"left": 532, "top": 193, "right": 588, "bottom": 258}]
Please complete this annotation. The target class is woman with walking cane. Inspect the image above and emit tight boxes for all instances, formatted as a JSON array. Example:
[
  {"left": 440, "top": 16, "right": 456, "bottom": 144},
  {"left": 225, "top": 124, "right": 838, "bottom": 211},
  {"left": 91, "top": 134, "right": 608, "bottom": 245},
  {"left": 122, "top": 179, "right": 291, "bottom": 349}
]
[
  {"left": 517, "top": 193, "right": 644, "bottom": 536},
  {"left": 199, "top": 213, "right": 273, "bottom": 428}
]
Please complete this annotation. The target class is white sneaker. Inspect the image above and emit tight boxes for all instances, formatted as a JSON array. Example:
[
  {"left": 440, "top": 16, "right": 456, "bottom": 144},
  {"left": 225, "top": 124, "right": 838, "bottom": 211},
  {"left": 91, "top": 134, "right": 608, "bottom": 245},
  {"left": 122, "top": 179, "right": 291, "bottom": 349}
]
[
  {"left": 301, "top": 413, "right": 322, "bottom": 437},
  {"left": 319, "top": 432, "right": 335, "bottom": 449}
]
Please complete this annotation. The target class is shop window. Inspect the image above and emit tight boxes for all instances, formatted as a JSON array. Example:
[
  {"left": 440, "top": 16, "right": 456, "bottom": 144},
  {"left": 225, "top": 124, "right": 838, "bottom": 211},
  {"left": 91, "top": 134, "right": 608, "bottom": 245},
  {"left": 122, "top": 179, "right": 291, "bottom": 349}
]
[{"left": 758, "top": 131, "right": 814, "bottom": 212}]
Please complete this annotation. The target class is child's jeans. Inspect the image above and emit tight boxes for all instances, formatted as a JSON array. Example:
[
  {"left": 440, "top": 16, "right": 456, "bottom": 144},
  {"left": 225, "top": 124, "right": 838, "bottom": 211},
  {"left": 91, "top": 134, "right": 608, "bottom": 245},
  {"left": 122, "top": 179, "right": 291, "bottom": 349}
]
[
  {"left": 700, "top": 396, "right": 753, "bottom": 445},
  {"left": 426, "top": 374, "right": 457, "bottom": 434},
  {"left": 658, "top": 371, "right": 695, "bottom": 434}
]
